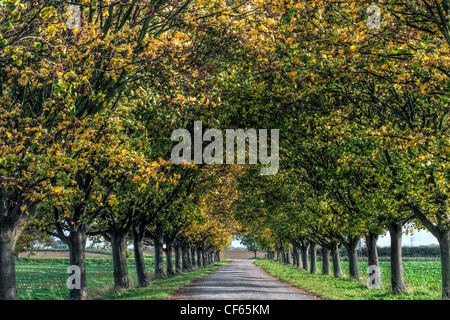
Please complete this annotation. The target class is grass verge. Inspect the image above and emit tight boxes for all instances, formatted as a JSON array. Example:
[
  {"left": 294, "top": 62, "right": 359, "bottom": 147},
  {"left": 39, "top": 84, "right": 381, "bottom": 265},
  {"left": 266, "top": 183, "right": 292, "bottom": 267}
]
[{"left": 254, "top": 259, "right": 440, "bottom": 300}]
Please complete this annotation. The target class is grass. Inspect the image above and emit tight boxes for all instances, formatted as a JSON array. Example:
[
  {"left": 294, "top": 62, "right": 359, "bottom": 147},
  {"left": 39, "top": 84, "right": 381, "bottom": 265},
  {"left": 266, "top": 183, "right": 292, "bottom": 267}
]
[
  {"left": 254, "top": 259, "right": 441, "bottom": 300},
  {"left": 16, "top": 256, "right": 229, "bottom": 300}
]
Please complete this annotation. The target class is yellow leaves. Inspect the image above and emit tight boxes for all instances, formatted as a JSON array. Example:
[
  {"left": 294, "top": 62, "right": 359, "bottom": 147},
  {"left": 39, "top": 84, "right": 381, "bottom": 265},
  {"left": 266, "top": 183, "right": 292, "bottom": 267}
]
[{"left": 15, "top": 145, "right": 24, "bottom": 153}]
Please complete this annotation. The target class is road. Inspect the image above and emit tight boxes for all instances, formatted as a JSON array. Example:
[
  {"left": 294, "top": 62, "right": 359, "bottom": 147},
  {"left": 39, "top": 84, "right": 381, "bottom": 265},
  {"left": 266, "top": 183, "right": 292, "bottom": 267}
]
[{"left": 171, "top": 259, "right": 318, "bottom": 300}]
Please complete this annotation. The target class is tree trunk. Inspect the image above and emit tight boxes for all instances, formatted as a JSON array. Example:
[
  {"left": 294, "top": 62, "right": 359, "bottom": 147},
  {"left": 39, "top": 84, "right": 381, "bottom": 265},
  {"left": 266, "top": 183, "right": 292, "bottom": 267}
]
[
  {"left": 438, "top": 230, "right": 450, "bottom": 299},
  {"left": 292, "top": 246, "right": 297, "bottom": 267},
  {"left": 388, "top": 221, "right": 407, "bottom": 293},
  {"left": 215, "top": 251, "right": 221, "bottom": 262},
  {"left": 191, "top": 247, "right": 197, "bottom": 268},
  {"left": 0, "top": 199, "right": 42, "bottom": 300},
  {"left": 181, "top": 243, "right": 191, "bottom": 272},
  {"left": 174, "top": 244, "right": 182, "bottom": 274},
  {"left": 321, "top": 247, "right": 331, "bottom": 276},
  {"left": 295, "top": 246, "right": 302, "bottom": 269},
  {"left": 165, "top": 240, "right": 175, "bottom": 277},
  {"left": 0, "top": 227, "right": 19, "bottom": 300},
  {"left": 342, "top": 237, "right": 360, "bottom": 280},
  {"left": 186, "top": 245, "right": 192, "bottom": 267},
  {"left": 197, "top": 247, "right": 202, "bottom": 267},
  {"left": 202, "top": 248, "right": 207, "bottom": 266},
  {"left": 310, "top": 242, "right": 317, "bottom": 274},
  {"left": 154, "top": 236, "right": 165, "bottom": 278},
  {"left": 331, "top": 243, "right": 343, "bottom": 278},
  {"left": 365, "top": 232, "right": 381, "bottom": 287},
  {"left": 365, "top": 232, "right": 380, "bottom": 268},
  {"left": 301, "top": 242, "right": 309, "bottom": 271},
  {"left": 68, "top": 228, "right": 88, "bottom": 300},
  {"left": 132, "top": 229, "right": 150, "bottom": 287},
  {"left": 110, "top": 232, "right": 130, "bottom": 289}
]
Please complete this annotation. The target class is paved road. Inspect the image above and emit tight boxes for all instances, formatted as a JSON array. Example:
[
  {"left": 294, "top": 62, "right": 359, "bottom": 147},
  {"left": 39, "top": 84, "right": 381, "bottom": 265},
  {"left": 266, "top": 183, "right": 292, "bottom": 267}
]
[{"left": 171, "top": 259, "right": 317, "bottom": 300}]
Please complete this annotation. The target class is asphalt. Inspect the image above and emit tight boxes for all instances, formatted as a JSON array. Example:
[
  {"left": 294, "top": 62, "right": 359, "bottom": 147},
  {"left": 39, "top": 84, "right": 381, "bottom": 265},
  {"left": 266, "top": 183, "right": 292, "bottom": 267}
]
[{"left": 170, "top": 259, "right": 318, "bottom": 300}]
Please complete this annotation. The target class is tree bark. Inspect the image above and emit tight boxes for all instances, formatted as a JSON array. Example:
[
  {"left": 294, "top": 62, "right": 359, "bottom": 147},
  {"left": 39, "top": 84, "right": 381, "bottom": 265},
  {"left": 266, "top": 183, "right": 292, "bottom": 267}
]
[
  {"left": 0, "top": 227, "right": 19, "bottom": 300},
  {"left": 165, "top": 240, "right": 175, "bottom": 277},
  {"left": 132, "top": 228, "right": 150, "bottom": 287},
  {"left": 310, "top": 242, "right": 317, "bottom": 274},
  {"left": 331, "top": 243, "right": 343, "bottom": 278},
  {"left": 68, "top": 228, "right": 88, "bottom": 300},
  {"left": 295, "top": 246, "right": 302, "bottom": 268},
  {"left": 181, "top": 243, "right": 191, "bottom": 272},
  {"left": 154, "top": 235, "right": 165, "bottom": 278},
  {"left": 438, "top": 230, "right": 450, "bottom": 299},
  {"left": 110, "top": 232, "right": 130, "bottom": 289},
  {"left": 202, "top": 247, "right": 207, "bottom": 266},
  {"left": 365, "top": 232, "right": 380, "bottom": 268},
  {"left": 292, "top": 246, "right": 298, "bottom": 267},
  {"left": 301, "top": 242, "right": 309, "bottom": 271},
  {"left": 174, "top": 244, "right": 182, "bottom": 274},
  {"left": 321, "top": 247, "right": 331, "bottom": 276},
  {"left": 388, "top": 221, "right": 407, "bottom": 294},
  {"left": 191, "top": 246, "right": 197, "bottom": 268},
  {"left": 186, "top": 245, "right": 192, "bottom": 267},
  {"left": 0, "top": 198, "right": 42, "bottom": 300},
  {"left": 365, "top": 232, "right": 381, "bottom": 287},
  {"left": 197, "top": 247, "right": 202, "bottom": 267},
  {"left": 341, "top": 236, "right": 360, "bottom": 280}
]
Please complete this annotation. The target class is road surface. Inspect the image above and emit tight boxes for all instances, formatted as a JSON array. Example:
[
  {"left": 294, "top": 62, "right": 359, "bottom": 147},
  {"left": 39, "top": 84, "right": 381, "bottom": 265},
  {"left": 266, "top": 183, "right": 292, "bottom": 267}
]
[{"left": 171, "top": 259, "right": 318, "bottom": 300}]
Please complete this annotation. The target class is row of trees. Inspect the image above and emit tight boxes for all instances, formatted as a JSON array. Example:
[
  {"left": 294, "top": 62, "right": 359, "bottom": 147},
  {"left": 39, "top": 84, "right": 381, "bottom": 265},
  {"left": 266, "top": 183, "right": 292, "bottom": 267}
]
[
  {"left": 0, "top": 0, "right": 252, "bottom": 300},
  {"left": 2, "top": 0, "right": 449, "bottom": 301},
  {"left": 232, "top": 0, "right": 450, "bottom": 299}
]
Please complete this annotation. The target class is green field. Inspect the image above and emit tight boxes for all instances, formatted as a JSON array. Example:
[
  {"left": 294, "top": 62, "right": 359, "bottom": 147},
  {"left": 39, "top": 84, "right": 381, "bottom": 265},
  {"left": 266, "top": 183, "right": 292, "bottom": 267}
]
[
  {"left": 15, "top": 256, "right": 229, "bottom": 300},
  {"left": 254, "top": 259, "right": 442, "bottom": 300}
]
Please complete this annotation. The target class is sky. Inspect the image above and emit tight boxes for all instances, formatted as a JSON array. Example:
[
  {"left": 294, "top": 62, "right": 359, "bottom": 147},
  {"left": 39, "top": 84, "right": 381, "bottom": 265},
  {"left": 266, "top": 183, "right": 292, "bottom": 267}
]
[{"left": 377, "top": 229, "right": 438, "bottom": 247}]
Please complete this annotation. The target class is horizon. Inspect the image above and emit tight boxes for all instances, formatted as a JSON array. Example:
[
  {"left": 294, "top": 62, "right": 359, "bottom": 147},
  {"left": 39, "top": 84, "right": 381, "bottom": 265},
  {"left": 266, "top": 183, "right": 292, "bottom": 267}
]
[{"left": 232, "top": 229, "right": 440, "bottom": 250}]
